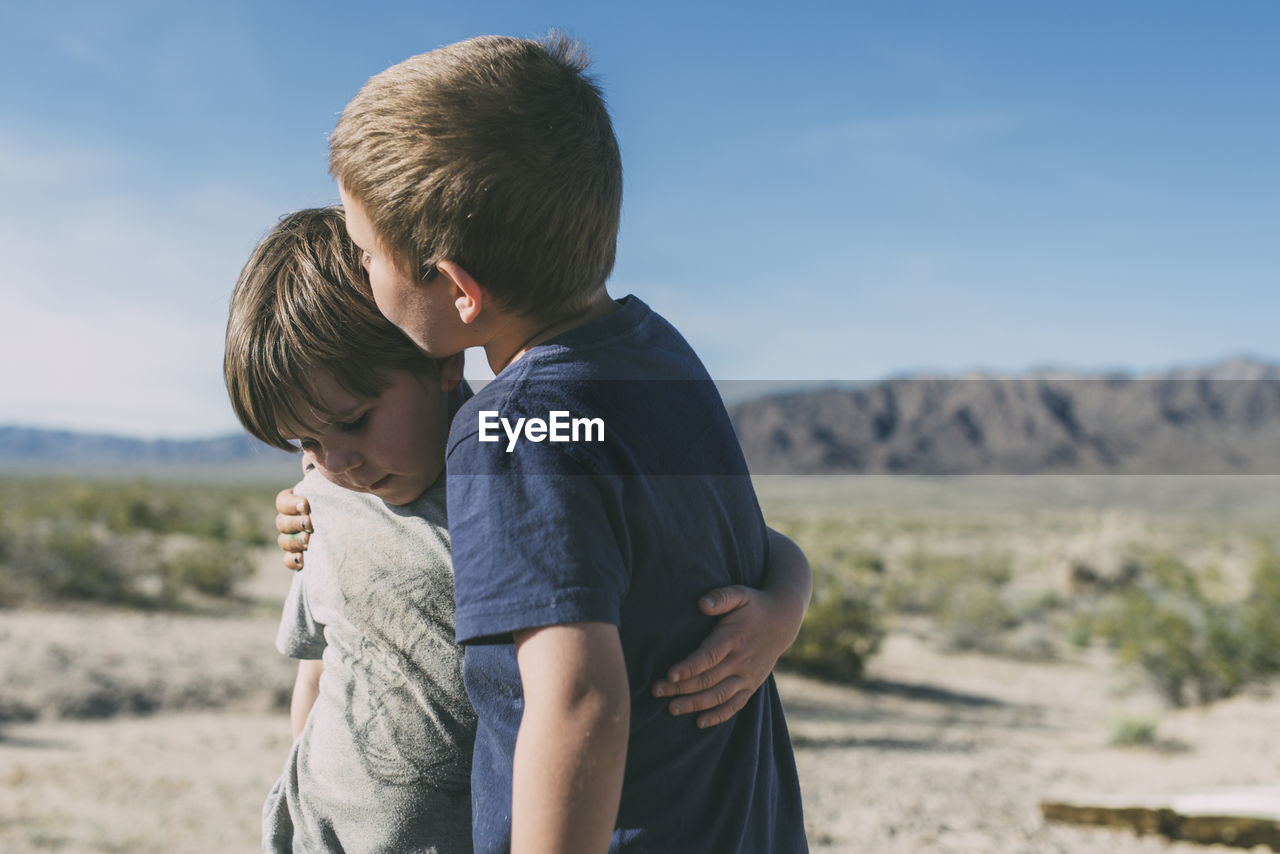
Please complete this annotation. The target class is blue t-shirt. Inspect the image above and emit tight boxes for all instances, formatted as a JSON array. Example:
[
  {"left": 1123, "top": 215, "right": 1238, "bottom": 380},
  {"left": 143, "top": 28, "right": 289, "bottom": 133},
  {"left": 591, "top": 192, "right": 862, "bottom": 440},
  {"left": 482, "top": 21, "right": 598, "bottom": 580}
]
[{"left": 446, "top": 296, "right": 807, "bottom": 854}]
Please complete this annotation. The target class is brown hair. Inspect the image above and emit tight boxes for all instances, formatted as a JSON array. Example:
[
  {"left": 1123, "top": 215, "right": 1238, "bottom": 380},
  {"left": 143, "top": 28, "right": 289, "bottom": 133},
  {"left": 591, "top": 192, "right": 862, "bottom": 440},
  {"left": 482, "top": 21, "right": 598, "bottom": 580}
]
[
  {"left": 224, "top": 206, "right": 437, "bottom": 451},
  {"left": 329, "top": 33, "right": 623, "bottom": 320}
]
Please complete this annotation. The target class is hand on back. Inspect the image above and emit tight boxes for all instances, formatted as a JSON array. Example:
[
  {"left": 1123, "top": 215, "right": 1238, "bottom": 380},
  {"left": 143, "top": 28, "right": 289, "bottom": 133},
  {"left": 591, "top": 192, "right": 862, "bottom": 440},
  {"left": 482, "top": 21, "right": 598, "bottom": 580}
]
[{"left": 270, "top": 489, "right": 802, "bottom": 728}]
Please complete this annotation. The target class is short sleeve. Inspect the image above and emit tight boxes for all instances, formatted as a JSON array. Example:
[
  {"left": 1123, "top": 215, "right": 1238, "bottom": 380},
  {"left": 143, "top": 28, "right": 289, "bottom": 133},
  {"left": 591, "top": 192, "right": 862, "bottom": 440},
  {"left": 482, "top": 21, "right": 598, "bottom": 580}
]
[
  {"left": 448, "top": 439, "right": 629, "bottom": 645},
  {"left": 276, "top": 571, "right": 326, "bottom": 660}
]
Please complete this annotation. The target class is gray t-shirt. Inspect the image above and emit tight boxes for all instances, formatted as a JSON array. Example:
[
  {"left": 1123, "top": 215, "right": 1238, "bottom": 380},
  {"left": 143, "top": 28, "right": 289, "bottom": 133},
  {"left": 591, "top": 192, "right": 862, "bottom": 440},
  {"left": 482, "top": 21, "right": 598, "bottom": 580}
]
[{"left": 263, "top": 469, "right": 475, "bottom": 854}]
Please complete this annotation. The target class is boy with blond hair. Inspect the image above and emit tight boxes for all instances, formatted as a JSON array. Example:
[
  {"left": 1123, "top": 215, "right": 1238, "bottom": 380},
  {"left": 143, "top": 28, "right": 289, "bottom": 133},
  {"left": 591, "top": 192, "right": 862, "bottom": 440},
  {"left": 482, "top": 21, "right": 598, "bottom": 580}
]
[
  {"left": 324, "top": 34, "right": 808, "bottom": 853},
  {"left": 235, "top": 208, "right": 808, "bottom": 852}
]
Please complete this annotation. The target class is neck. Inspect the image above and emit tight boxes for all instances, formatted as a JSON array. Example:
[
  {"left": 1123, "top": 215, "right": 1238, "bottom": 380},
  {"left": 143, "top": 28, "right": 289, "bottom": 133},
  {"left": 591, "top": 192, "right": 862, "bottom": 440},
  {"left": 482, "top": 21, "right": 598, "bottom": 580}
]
[{"left": 485, "top": 289, "right": 617, "bottom": 374}]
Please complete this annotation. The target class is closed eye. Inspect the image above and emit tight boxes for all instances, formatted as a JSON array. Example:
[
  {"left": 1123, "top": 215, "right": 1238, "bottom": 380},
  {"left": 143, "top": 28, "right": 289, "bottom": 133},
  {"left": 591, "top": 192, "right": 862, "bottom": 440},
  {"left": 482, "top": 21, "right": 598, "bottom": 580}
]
[{"left": 338, "top": 411, "right": 371, "bottom": 433}]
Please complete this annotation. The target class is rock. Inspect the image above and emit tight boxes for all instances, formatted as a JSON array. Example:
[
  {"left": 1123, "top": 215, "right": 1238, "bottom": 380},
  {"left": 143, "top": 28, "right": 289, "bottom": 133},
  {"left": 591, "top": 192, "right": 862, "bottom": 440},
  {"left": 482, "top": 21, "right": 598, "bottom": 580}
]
[{"left": 1042, "top": 786, "right": 1280, "bottom": 849}]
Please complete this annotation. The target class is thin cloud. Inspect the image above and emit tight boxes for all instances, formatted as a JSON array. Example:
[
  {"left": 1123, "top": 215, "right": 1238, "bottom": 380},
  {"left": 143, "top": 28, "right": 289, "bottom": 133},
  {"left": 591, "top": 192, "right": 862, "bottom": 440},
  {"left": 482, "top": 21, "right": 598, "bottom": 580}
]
[
  {"left": 0, "top": 129, "right": 125, "bottom": 187},
  {"left": 0, "top": 126, "right": 296, "bottom": 306},
  {"left": 1, "top": 290, "right": 237, "bottom": 438},
  {"left": 798, "top": 112, "right": 1020, "bottom": 155},
  {"left": 0, "top": 127, "right": 309, "bottom": 437},
  {"left": 50, "top": 30, "right": 108, "bottom": 69}
]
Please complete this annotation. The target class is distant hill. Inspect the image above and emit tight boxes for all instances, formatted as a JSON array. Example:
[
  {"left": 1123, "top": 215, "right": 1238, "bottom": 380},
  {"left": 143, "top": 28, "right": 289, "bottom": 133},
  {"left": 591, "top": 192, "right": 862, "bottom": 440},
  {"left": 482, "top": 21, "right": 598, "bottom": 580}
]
[
  {"left": 5, "top": 358, "right": 1280, "bottom": 475},
  {"left": 728, "top": 357, "right": 1280, "bottom": 474},
  {"left": 0, "top": 425, "right": 284, "bottom": 464}
]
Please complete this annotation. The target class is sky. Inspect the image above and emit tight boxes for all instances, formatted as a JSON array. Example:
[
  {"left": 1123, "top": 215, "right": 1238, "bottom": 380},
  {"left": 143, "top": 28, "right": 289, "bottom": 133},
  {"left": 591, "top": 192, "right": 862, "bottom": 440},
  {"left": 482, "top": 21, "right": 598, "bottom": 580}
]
[{"left": 2, "top": 1, "right": 1277, "bottom": 438}]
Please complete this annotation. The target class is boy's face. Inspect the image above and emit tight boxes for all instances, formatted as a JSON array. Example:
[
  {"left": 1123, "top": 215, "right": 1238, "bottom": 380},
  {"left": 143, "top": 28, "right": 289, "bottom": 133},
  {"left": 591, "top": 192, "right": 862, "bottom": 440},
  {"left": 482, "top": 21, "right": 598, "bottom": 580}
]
[
  {"left": 286, "top": 366, "right": 456, "bottom": 506},
  {"left": 340, "top": 185, "right": 470, "bottom": 358}
]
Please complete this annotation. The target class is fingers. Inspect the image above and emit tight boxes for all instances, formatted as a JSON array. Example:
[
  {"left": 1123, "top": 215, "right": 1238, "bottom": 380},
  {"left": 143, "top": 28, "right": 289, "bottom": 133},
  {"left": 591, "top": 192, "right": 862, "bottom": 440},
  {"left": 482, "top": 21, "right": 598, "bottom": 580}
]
[
  {"left": 662, "top": 677, "right": 750, "bottom": 724},
  {"left": 274, "top": 487, "right": 310, "bottom": 572},
  {"left": 278, "top": 530, "right": 309, "bottom": 553},
  {"left": 275, "top": 488, "right": 310, "bottom": 517},
  {"left": 655, "top": 656, "right": 737, "bottom": 698},
  {"left": 276, "top": 489, "right": 310, "bottom": 573},
  {"left": 275, "top": 488, "right": 311, "bottom": 539},
  {"left": 697, "top": 584, "right": 751, "bottom": 616},
  {"left": 278, "top": 529, "right": 309, "bottom": 572},
  {"left": 693, "top": 689, "right": 754, "bottom": 729},
  {"left": 659, "top": 633, "right": 738, "bottom": 689},
  {"left": 276, "top": 512, "right": 312, "bottom": 536}
]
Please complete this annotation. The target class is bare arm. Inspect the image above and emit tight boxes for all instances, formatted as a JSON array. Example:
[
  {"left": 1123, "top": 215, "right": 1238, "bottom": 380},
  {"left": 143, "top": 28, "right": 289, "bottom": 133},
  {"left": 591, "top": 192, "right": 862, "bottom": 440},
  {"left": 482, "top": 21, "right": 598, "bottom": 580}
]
[
  {"left": 652, "top": 526, "right": 812, "bottom": 727},
  {"left": 290, "top": 659, "right": 324, "bottom": 739},
  {"left": 512, "top": 622, "right": 629, "bottom": 854}
]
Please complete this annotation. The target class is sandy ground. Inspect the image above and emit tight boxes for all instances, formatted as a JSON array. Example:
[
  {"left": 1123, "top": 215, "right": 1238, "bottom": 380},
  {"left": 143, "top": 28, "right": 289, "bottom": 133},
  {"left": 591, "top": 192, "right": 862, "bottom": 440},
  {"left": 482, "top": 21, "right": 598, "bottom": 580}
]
[
  {"left": 2, "top": 711, "right": 292, "bottom": 853},
  {"left": 10, "top": 475, "right": 1280, "bottom": 851},
  {"left": 791, "top": 634, "right": 1280, "bottom": 852},
  {"left": 5, "top": 603, "right": 1280, "bottom": 853}
]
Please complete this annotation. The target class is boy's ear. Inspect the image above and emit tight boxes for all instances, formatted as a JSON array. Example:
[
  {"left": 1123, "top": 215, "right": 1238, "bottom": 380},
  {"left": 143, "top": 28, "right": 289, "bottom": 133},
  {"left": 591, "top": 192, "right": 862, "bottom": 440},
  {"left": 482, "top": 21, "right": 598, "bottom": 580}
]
[
  {"left": 435, "top": 260, "right": 485, "bottom": 325},
  {"left": 436, "top": 352, "right": 465, "bottom": 393}
]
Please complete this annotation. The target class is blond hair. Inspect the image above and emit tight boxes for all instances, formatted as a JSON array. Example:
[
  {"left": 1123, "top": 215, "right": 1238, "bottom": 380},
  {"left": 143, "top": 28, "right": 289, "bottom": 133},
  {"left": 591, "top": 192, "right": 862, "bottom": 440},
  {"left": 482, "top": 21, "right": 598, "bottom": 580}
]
[
  {"left": 330, "top": 33, "right": 622, "bottom": 320},
  {"left": 224, "top": 207, "right": 437, "bottom": 451}
]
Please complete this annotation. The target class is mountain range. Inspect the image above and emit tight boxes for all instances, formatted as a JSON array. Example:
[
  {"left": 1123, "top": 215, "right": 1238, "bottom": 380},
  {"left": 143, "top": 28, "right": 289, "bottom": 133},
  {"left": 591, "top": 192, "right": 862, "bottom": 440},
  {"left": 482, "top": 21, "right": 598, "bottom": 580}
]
[
  {"left": 729, "top": 357, "right": 1280, "bottom": 474},
  {"left": 4, "top": 358, "right": 1279, "bottom": 475}
]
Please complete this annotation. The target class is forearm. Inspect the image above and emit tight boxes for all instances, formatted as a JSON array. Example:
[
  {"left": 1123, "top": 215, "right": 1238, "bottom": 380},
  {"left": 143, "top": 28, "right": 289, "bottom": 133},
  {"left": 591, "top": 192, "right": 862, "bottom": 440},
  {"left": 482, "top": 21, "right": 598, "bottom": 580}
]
[
  {"left": 290, "top": 659, "right": 323, "bottom": 739},
  {"left": 649, "top": 527, "right": 812, "bottom": 726},
  {"left": 762, "top": 527, "right": 812, "bottom": 646},
  {"left": 513, "top": 623, "right": 629, "bottom": 854}
]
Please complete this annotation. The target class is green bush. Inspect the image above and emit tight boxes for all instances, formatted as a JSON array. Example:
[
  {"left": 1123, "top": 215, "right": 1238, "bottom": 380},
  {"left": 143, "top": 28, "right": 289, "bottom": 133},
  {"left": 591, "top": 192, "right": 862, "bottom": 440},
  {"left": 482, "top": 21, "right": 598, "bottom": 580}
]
[
  {"left": 2, "top": 520, "right": 142, "bottom": 605},
  {"left": 884, "top": 552, "right": 1016, "bottom": 651},
  {"left": 885, "top": 552, "right": 1011, "bottom": 615},
  {"left": 160, "top": 539, "right": 255, "bottom": 598},
  {"left": 1065, "top": 612, "right": 1095, "bottom": 648},
  {"left": 1109, "top": 715, "right": 1159, "bottom": 747},
  {"left": 0, "top": 475, "right": 276, "bottom": 608},
  {"left": 937, "top": 583, "right": 1017, "bottom": 652},
  {"left": 1098, "top": 552, "right": 1273, "bottom": 706},
  {"left": 762, "top": 525, "right": 887, "bottom": 683},
  {"left": 1240, "top": 545, "right": 1280, "bottom": 676},
  {"left": 782, "top": 574, "right": 884, "bottom": 682},
  {"left": 0, "top": 477, "right": 275, "bottom": 545}
]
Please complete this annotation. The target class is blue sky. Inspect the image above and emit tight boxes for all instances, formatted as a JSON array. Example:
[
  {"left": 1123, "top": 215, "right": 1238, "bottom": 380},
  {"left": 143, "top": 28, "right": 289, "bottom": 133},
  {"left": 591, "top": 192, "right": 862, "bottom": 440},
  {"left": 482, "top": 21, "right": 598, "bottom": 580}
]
[{"left": 2, "top": 1, "right": 1277, "bottom": 437}]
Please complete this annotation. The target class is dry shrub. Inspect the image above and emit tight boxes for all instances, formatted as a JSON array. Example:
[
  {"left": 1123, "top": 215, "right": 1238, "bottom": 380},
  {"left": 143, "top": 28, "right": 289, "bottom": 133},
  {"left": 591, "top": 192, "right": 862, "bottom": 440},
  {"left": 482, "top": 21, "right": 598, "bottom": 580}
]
[
  {"left": 1099, "top": 549, "right": 1280, "bottom": 706},
  {"left": 887, "top": 552, "right": 1016, "bottom": 652},
  {"left": 782, "top": 570, "right": 885, "bottom": 682},
  {"left": 0, "top": 476, "right": 268, "bottom": 608},
  {"left": 773, "top": 522, "right": 886, "bottom": 683}
]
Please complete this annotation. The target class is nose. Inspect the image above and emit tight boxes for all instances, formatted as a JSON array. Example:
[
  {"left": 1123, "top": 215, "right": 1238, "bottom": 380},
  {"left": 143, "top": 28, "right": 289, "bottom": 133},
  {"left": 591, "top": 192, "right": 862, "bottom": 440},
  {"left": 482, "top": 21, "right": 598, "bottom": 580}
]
[{"left": 320, "top": 443, "right": 362, "bottom": 474}]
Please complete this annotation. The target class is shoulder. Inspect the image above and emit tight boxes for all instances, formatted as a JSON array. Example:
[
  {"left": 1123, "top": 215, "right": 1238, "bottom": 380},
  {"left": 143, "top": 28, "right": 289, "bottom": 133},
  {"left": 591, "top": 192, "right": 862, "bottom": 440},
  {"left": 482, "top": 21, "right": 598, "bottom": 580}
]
[{"left": 389, "top": 479, "right": 449, "bottom": 532}]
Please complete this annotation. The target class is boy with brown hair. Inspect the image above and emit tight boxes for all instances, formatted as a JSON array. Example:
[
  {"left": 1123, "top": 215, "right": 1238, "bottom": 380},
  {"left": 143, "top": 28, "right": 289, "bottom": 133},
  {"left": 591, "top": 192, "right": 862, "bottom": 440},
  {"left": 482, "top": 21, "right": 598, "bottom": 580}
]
[
  {"left": 226, "top": 206, "right": 474, "bottom": 852},
  {"left": 328, "top": 33, "right": 807, "bottom": 854}
]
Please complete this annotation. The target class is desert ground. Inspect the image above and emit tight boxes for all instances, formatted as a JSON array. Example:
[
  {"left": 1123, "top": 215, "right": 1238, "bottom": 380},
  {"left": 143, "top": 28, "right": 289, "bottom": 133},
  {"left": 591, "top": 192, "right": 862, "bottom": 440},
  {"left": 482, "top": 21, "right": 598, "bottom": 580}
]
[{"left": 4, "top": 475, "right": 1280, "bottom": 852}]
